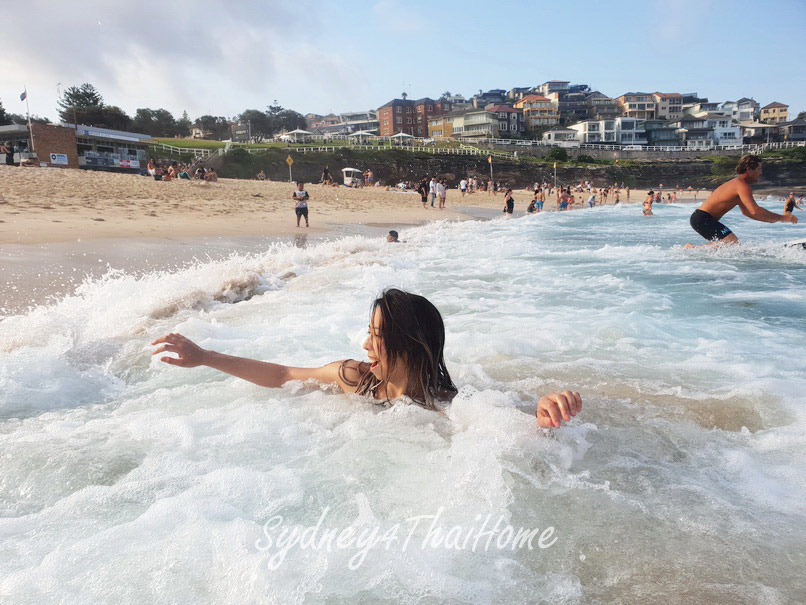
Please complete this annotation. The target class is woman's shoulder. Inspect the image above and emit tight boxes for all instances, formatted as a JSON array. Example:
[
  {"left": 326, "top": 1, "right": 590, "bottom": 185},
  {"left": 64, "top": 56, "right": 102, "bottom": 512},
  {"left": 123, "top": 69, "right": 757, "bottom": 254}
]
[{"left": 336, "top": 359, "right": 372, "bottom": 388}]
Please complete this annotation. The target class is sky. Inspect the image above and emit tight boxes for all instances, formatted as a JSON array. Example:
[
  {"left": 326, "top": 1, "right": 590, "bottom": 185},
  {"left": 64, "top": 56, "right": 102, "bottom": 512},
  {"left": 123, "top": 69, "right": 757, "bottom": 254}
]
[{"left": 1, "top": 0, "right": 804, "bottom": 124}]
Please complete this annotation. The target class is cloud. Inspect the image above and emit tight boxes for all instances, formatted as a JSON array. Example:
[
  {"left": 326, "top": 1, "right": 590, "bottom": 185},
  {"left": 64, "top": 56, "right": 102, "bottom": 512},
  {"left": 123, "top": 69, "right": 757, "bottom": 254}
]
[{"left": 0, "top": 0, "right": 364, "bottom": 121}]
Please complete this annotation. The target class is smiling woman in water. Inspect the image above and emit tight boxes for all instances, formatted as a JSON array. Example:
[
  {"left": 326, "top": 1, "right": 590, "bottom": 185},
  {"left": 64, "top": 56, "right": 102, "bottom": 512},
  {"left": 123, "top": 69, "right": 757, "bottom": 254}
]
[{"left": 151, "top": 288, "right": 582, "bottom": 428}]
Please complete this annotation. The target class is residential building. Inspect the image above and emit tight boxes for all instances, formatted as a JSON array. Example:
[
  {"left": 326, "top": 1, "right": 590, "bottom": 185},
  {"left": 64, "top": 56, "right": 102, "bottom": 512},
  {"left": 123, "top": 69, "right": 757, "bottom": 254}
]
[
  {"left": 683, "top": 101, "right": 720, "bottom": 117},
  {"left": 377, "top": 98, "right": 416, "bottom": 136},
  {"left": 652, "top": 93, "right": 683, "bottom": 120},
  {"left": 507, "top": 87, "right": 533, "bottom": 101},
  {"left": 780, "top": 119, "right": 806, "bottom": 141},
  {"left": 702, "top": 113, "right": 741, "bottom": 145},
  {"left": 760, "top": 102, "right": 789, "bottom": 124},
  {"left": 486, "top": 104, "right": 526, "bottom": 136},
  {"left": 585, "top": 91, "right": 620, "bottom": 120},
  {"left": 672, "top": 115, "right": 714, "bottom": 149},
  {"left": 428, "top": 107, "right": 504, "bottom": 139},
  {"left": 542, "top": 127, "right": 579, "bottom": 147},
  {"left": 471, "top": 89, "right": 506, "bottom": 108},
  {"left": 643, "top": 119, "right": 681, "bottom": 146},
  {"left": 536, "top": 80, "right": 570, "bottom": 97},
  {"left": 513, "top": 95, "right": 559, "bottom": 131},
  {"left": 739, "top": 121, "right": 777, "bottom": 143},
  {"left": 427, "top": 114, "right": 452, "bottom": 138},
  {"left": 616, "top": 93, "right": 656, "bottom": 120},
  {"left": 411, "top": 98, "right": 451, "bottom": 137},
  {"left": 737, "top": 98, "right": 760, "bottom": 122},
  {"left": 568, "top": 117, "right": 646, "bottom": 145},
  {"left": 456, "top": 108, "right": 502, "bottom": 138}
]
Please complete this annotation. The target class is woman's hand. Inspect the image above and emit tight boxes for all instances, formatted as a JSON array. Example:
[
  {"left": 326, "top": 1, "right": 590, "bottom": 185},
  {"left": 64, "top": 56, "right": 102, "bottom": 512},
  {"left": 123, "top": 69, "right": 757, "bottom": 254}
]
[
  {"left": 151, "top": 333, "right": 208, "bottom": 367},
  {"left": 537, "top": 391, "right": 582, "bottom": 428}
]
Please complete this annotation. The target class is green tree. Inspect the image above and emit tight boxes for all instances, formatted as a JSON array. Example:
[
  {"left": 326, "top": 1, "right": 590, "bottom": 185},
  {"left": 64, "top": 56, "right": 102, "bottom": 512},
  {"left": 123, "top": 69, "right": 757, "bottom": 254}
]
[
  {"left": 238, "top": 109, "right": 272, "bottom": 140},
  {"left": 176, "top": 110, "right": 192, "bottom": 137},
  {"left": 57, "top": 83, "right": 104, "bottom": 123},
  {"left": 265, "top": 101, "right": 306, "bottom": 135},
  {"left": 132, "top": 108, "right": 176, "bottom": 137},
  {"left": 56, "top": 83, "right": 132, "bottom": 129},
  {"left": 0, "top": 101, "right": 9, "bottom": 126},
  {"left": 194, "top": 115, "right": 230, "bottom": 140}
]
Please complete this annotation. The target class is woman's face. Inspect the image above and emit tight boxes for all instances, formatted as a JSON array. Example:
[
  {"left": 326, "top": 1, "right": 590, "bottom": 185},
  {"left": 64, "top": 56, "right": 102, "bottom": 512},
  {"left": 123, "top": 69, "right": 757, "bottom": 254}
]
[{"left": 363, "top": 307, "right": 387, "bottom": 379}]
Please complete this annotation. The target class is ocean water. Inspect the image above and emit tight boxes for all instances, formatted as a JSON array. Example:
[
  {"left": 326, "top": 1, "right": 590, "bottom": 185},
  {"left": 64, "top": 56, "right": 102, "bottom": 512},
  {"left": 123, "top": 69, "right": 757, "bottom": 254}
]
[{"left": 1, "top": 199, "right": 805, "bottom": 603}]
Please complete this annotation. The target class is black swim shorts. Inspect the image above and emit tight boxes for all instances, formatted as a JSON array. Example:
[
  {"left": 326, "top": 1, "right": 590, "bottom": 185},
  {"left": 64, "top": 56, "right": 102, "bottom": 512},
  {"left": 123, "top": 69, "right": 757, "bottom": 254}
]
[
  {"left": 690, "top": 209, "right": 733, "bottom": 241},
  {"left": 295, "top": 207, "right": 308, "bottom": 218}
]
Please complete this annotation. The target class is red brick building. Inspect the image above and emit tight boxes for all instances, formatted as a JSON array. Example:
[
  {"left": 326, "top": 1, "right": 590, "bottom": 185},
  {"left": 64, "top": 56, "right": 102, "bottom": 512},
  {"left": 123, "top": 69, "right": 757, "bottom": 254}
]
[
  {"left": 378, "top": 97, "right": 452, "bottom": 137},
  {"left": 31, "top": 123, "right": 79, "bottom": 168}
]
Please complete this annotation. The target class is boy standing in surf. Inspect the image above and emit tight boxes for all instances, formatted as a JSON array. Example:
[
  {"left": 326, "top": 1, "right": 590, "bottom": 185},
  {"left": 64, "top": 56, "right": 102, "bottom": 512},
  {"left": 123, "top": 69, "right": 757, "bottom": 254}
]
[{"left": 684, "top": 155, "right": 797, "bottom": 248}]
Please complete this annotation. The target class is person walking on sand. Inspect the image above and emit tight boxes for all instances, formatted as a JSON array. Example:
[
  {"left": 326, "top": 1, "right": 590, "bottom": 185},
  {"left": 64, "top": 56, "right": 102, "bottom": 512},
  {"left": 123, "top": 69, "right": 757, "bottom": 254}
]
[
  {"left": 684, "top": 155, "right": 797, "bottom": 248},
  {"left": 429, "top": 177, "right": 437, "bottom": 207},
  {"left": 292, "top": 181, "right": 310, "bottom": 228},
  {"left": 459, "top": 177, "right": 468, "bottom": 196}
]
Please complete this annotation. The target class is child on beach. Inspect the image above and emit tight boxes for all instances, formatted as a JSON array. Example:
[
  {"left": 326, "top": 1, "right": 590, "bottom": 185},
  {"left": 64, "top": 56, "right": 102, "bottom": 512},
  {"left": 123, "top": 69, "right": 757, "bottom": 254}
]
[
  {"left": 151, "top": 288, "right": 582, "bottom": 428},
  {"left": 292, "top": 181, "right": 310, "bottom": 227}
]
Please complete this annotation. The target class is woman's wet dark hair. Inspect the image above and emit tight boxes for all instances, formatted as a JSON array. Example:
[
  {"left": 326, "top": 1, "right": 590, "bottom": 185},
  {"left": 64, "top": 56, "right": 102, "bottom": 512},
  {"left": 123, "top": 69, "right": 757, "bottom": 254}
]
[{"left": 342, "top": 288, "right": 457, "bottom": 409}]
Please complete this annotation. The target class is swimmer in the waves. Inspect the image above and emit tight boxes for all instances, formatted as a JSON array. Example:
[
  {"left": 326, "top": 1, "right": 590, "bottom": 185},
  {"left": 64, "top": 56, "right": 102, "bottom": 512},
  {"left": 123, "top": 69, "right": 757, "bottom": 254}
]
[
  {"left": 784, "top": 191, "right": 801, "bottom": 216},
  {"left": 151, "top": 288, "right": 582, "bottom": 429},
  {"left": 684, "top": 155, "right": 797, "bottom": 248}
]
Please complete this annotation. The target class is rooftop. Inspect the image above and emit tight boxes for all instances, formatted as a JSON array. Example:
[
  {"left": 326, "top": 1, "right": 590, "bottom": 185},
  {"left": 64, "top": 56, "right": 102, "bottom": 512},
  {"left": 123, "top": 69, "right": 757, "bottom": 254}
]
[
  {"left": 515, "top": 94, "right": 551, "bottom": 103},
  {"left": 762, "top": 101, "right": 788, "bottom": 109}
]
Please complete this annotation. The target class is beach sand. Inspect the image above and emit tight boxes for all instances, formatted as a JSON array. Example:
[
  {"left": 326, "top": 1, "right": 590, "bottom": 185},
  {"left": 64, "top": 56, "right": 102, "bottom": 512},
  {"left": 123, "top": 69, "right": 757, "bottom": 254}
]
[
  {"left": 0, "top": 166, "right": 711, "bottom": 245},
  {"left": 0, "top": 165, "right": 712, "bottom": 313}
]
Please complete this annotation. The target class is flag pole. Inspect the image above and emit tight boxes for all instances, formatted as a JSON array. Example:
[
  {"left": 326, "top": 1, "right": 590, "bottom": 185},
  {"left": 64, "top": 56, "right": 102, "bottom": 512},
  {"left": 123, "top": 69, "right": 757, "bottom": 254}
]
[{"left": 24, "top": 85, "right": 35, "bottom": 153}]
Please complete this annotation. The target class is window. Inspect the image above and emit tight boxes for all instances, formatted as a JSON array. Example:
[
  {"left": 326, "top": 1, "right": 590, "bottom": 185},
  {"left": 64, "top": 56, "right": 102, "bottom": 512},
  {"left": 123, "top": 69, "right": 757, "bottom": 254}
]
[
  {"left": 396, "top": 106, "right": 401, "bottom": 113},
  {"left": 511, "top": 124, "right": 517, "bottom": 131},
  {"left": 406, "top": 118, "right": 412, "bottom": 124},
  {"left": 499, "top": 112, "right": 506, "bottom": 118},
  {"left": 621, "top": 121, "right": 634, "bottom": 130},
  {"left": 406, "top": 107, "right": 411, "bottom": 113},
  {"left": 396, "top": 117, "right": 402, "bottom": 124},
  {"left": 427, "top": 105, "right": 433, "bottom": 111}
]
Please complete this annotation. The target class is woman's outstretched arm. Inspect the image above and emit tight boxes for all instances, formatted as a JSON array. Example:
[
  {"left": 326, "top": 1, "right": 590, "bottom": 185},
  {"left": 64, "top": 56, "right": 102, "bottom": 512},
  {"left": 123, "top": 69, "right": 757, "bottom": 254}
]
[{"left": 151, "top": 333, "right": 350, "bottom": 390}]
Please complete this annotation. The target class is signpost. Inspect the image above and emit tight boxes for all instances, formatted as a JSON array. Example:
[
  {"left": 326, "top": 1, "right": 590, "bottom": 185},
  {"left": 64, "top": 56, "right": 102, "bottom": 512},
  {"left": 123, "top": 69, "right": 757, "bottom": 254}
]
[{"left": 286, "top": 155, "right": 294, "bottom": 182}]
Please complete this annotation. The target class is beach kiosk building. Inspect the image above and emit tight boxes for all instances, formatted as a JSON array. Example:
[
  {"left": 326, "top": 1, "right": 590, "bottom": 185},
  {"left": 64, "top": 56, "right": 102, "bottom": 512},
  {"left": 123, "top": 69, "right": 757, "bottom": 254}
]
[{"left": 0, "top": 122, "right": 151, "bottom": 171}]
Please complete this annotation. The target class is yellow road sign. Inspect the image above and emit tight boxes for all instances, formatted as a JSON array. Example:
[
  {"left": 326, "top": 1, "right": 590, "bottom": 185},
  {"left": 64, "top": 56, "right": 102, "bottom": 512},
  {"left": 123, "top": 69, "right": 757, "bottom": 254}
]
[{"left": 286, "top": 155, "right": 294, "bottom": 166}]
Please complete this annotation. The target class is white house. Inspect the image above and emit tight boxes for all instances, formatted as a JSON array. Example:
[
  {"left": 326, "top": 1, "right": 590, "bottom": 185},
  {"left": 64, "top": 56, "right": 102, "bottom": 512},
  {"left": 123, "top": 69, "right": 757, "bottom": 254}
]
[
  {"left": 542, "top": 127, "right": 579, "bottom": 147},
  {"left": 568, "top": 117, "right": 646, "bottom": 145},
  {"left": 703, "top": 113, "right": 741, "bottom": 146}
]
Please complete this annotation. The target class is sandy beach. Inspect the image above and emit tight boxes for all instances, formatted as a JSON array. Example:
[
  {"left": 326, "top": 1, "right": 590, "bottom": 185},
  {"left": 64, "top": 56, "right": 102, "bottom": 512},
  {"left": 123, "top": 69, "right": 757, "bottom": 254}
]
[
  {"left": 0, "top": 166, "right": 712, "bottom": 245},
  {"left": 0, "top": 165, "right": 714, "bottom": 313}
]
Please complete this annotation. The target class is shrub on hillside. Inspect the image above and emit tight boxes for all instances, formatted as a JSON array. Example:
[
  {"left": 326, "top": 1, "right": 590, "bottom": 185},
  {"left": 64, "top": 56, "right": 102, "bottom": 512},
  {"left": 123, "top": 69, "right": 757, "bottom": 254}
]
[{"left": 545, "top": 147, "right": 568, "bottom": 162}]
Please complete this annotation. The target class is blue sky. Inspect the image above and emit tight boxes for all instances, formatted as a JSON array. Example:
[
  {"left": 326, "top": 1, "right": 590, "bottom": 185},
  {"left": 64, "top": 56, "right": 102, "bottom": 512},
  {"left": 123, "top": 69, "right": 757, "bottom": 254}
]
[{"left": 1, "top": 0, "right": 804, "bottom": 121}]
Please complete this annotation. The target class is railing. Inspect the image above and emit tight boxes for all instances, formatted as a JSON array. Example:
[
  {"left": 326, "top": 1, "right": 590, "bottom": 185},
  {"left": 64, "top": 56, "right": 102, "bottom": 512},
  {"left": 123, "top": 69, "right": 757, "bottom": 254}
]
[
  {"left": 151, "top": 138, "right": 803, "bottom": 160},
  {"left": 148, "top": 142, "right": 216, "bottom": 157}
]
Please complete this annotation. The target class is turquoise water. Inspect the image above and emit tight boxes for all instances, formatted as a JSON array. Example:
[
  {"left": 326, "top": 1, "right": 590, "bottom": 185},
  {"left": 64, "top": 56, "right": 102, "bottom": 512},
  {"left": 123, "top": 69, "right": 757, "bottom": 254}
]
[{"left": 1, "top": 199, "right": 805, "bottom": 602}]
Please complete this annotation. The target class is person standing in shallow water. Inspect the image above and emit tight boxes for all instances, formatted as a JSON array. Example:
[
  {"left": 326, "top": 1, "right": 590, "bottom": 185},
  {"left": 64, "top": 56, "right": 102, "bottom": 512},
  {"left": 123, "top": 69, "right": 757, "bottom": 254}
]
[
  {"left": 502, "top": 189, "right": 514, "bottom": 216},
  {"left": 151, "top": 288, "right": 582, "bottom": 428},
  {"left": 292, "top": 181, "right": 310, "bottom": 228},
  {"left": 684, "top": 155, "right": 797, "bottom": 248}
]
